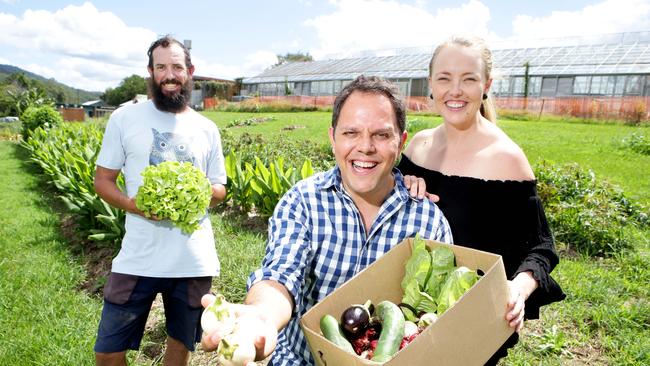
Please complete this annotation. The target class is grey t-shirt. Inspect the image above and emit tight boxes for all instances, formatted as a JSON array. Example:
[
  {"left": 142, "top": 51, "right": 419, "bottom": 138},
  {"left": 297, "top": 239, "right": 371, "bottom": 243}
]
[{"left": 96, "top": 100, "right": 226, "bottom": 277}]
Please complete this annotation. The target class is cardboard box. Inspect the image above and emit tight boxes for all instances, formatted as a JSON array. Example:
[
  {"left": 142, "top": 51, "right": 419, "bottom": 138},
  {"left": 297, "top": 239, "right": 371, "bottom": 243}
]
[{"left": 300, "top": 239, "right": 514, "bottom": 366}]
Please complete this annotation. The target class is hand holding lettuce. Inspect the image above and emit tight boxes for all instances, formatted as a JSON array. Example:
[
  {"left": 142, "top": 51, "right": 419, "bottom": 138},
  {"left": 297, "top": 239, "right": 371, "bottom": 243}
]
[{"left": 135, "top": 161, "right": 212, "bottom": 234}]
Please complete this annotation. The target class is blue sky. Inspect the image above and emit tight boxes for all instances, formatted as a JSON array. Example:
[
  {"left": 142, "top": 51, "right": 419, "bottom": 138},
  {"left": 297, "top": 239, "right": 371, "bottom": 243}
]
[{"left": 1, "top": 0, "right": 649, "bottom": 91}]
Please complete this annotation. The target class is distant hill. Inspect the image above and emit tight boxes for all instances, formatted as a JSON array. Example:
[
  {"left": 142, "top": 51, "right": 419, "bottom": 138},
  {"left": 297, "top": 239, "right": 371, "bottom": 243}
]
[{"left": 0, "top": 64, "right": 101, "bottom": 104}]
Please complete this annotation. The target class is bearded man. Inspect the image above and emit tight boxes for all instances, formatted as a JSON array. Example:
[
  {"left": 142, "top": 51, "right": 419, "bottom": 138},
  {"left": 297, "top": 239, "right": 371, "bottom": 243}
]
[{"left": 93, "top": 35, "right": 227, "bottom": 366}]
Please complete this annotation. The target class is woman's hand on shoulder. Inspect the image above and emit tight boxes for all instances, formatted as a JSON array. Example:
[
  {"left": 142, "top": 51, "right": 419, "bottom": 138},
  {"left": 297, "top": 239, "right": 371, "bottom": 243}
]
[{"left": 403, "top": 175, "right": 439, "bottom": 202}]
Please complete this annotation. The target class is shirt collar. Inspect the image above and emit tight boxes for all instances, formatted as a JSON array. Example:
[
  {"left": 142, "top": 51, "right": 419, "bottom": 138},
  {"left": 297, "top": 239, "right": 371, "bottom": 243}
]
[{"left": 317, "top": 165, "right": 414, "bottom": 203}]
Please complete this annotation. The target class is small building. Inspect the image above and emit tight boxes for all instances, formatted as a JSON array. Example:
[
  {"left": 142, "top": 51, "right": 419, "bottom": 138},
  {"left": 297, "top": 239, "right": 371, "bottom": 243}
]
[
  {"left": 81, "top": 99, "right": 106, "bottom": 118},
  {"left": 193, "top": 75, "right": 238, "bottom": 105}
]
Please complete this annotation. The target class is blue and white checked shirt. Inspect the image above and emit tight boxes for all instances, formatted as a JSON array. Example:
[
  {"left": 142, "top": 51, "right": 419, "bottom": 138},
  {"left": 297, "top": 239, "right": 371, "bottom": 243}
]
[{"left": 247, "top": 167, "right": 452, "bottom": 366}]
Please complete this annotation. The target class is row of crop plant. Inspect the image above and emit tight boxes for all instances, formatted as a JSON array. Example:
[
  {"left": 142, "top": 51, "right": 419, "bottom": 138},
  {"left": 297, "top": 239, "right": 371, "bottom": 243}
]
[{"left": 22, "top": 122, "right": 126, "bottom": 242}]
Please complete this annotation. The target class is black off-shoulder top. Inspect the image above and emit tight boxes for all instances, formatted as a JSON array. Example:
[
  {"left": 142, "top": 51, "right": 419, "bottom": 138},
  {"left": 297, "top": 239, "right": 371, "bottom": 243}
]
[{"left": 398, "top": 154, "right": 565, "bottom": 319}]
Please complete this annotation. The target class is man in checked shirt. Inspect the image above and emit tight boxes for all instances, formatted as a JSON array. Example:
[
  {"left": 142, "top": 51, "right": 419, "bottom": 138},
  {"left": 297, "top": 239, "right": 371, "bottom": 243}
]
[{"left": 201, "top": 75, "right": 453, "bottom": 366}]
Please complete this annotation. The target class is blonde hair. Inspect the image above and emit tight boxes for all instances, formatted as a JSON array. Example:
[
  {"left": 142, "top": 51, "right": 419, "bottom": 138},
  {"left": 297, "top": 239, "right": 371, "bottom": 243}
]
[{"left": 429, "top": 35, "right": 497, "bottom": 123}]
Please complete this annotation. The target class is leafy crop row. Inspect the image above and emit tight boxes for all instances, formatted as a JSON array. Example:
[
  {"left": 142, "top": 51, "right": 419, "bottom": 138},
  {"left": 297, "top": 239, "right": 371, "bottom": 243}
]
[
  {"left": 224, "top": 151, "right": 313, "bottom": 217},
  {"left": 21, "top": 122, "right": 125, "bottom": 242}
]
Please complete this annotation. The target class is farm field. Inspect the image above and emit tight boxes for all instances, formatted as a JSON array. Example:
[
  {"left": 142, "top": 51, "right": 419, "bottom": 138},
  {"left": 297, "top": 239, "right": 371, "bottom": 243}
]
[{"left": 1, "top": 112, "right": 648, "bottom": 365}]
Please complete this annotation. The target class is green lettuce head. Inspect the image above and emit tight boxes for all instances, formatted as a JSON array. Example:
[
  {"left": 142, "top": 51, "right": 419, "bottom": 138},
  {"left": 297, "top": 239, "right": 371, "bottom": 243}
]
[{"left": 135, "top": 161, "right": 212, "bottom": 234}]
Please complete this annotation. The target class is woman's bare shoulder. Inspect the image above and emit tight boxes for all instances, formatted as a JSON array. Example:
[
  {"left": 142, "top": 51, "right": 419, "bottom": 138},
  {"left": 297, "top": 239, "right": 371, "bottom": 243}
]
[
  {"left": 488, "top": 133, "right": 535, "bottom": 181},
  {"left": 404, "top": 128, "right": 437, "bottom": 156}
]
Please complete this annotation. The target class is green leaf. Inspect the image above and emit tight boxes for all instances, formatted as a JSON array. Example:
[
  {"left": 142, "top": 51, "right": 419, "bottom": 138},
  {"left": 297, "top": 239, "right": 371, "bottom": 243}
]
[{"left": 301, "top": 159, "right": 314, "bottom": 179}]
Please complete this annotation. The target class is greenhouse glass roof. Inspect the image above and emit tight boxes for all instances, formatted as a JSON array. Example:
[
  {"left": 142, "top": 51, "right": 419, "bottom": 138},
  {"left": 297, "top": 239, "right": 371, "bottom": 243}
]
[{"left": 243, "top": 32, "right": 650, "bottom": 84}]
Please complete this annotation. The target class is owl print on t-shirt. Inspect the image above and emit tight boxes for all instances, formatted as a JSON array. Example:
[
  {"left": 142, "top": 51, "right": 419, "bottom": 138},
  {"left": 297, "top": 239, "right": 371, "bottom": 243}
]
[{"left": 149, "top": 128, "right": 195, "bottom": 166}]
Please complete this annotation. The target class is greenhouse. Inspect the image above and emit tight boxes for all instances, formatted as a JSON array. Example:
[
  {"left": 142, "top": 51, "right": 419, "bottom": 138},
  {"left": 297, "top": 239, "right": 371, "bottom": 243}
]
[{"left": 241, "top": 31, "right": 650, "bottom": 98}]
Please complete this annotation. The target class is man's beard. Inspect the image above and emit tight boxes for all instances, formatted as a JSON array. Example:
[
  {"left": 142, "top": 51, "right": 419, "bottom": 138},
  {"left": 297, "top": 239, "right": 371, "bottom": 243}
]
[{"left": 149, "top": 77, "right": 193, "bottom": 113}]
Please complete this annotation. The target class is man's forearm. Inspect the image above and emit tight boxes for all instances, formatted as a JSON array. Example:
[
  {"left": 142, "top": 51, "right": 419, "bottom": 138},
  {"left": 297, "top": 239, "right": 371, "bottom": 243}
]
[
  {"left": 209, "top": 183, "right": 227, "bottom": 208},
  {"left": 95, "top": 180, "right": 137, "bottom": 213},
  {"left": 245, "top": 280, "right": 293, "bottom": 332},
  {"left": 94, "top": 167, "right": 140, "bottom": 214}
]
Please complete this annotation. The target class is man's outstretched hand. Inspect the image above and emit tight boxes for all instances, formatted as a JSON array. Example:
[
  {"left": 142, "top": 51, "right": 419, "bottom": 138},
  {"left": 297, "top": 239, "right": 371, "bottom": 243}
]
[{"left": 200, "top": 294, "right": 278, "bottom": 365}]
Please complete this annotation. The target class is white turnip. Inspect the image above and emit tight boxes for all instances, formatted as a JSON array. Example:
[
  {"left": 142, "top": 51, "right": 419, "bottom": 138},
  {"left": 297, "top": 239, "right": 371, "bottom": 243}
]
[
  {"left": 201, "top": 294, "right": 236, "bottom": 336},
  {"left": 216, "top": 316, "right": 259, "bottom": 366}
]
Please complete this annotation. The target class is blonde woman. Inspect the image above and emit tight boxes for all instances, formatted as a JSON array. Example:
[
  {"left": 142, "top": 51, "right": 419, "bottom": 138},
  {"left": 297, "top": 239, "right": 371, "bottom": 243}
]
[{"left": 398, "top": 36, "right": 565, "bottom": 365}]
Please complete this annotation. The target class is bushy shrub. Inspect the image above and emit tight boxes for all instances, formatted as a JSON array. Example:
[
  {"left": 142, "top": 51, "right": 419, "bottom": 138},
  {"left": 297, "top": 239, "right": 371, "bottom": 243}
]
[
  {"left": 536, "top": 162, "right": 648, "bottom": 257},
  {"left": 223, "top": 151, "right": 314, "bottom": 217},
  {"left": 20, "top": 105, "right": 63, "bottom": 139},
  {"left": 621, "top": 132, "right": 650, "bottom": 155}
]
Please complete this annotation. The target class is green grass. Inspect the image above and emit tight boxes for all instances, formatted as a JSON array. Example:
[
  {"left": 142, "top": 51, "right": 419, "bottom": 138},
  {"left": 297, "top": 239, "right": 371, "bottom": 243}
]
[
  {"left": 203, "top": 110, "right": 333, "bottom": 142},
  {"left": 0, "top": 141, "right": 102, "bottom": 365},
  {"left": 209, "top": 211, "right": 267, "bottom": 301}
]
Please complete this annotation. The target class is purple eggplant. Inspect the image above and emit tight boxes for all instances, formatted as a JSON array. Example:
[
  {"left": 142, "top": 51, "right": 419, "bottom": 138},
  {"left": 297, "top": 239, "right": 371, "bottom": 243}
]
[{"left": 340, "top": 300, "right": 373, "bottom": 338}]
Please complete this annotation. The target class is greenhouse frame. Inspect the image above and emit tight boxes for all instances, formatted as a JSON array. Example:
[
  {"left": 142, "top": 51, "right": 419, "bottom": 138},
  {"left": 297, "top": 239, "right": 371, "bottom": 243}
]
[{"left": 241, "top": 32, "right": 650, "bottom": 99}]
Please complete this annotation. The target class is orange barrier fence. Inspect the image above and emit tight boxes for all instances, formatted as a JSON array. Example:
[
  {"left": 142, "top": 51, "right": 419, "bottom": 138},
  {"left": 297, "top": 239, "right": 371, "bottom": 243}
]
[
  {"left": 204, "top": 97, "right": 218, "bottom": 109},
  {"left": 259, "top": 95, "right": 337, "bottom": 107},
  {"left": 494, "top": 96, "right": 650, "bottom": 121}
]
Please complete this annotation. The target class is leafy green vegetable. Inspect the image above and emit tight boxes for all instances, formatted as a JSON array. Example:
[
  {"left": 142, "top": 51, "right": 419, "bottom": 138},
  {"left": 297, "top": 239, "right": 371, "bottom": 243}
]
[
  {"left": 401, "top": 240, "right": 480, "bottom": 319},
  {"left": 423, "top": 246, "right": 456, "bottom": 301},
  {"left": 400, "top": 239, "right": 459, "bottom": 320},
  {"left": 400, "top": 237, "right": 432, "bottom": 320},
  {"left": 135, "top": 161, "right": 212, "bottom": 234},
  {"left": 436, "top": 266, "right": 479, "bottom": 314}
]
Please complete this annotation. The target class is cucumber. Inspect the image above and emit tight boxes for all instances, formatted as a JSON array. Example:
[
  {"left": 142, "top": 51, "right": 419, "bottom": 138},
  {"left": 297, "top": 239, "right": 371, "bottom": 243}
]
[
  {"left": 320, "top": 314, "right": 355, "bottom": 354},
  {"left": 371, "top": 301, "right": 405, "bottom": 362}
]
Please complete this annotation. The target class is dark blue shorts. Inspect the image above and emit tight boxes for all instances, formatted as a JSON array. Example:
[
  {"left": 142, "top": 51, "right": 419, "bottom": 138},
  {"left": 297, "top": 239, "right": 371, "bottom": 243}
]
[{"left": 94, "top": 273, "right": 212, "bottom": 353}]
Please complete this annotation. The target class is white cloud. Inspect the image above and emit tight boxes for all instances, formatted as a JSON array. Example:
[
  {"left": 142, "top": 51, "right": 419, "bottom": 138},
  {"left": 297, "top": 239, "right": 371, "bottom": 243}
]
[
  {"left": 242, "top": 50, "right": 281, "bottom": 76},
  {"left": 511, "top": 0, "right": 650, "bottom": 40},
  {"left": 0, "top": 2, "right": 157, "bottom": 90},
  {"left": 0, "top": 2, "right": 279, "bottom": 88},
  {"left": 0, "top": 56, "right": 10, "bottom": 64},
  {"left": 194, "top": 50, "right": 278, "bottom": 80},
  {"left": 304, "top": 0, "right": 494, "bottom": 59}
]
